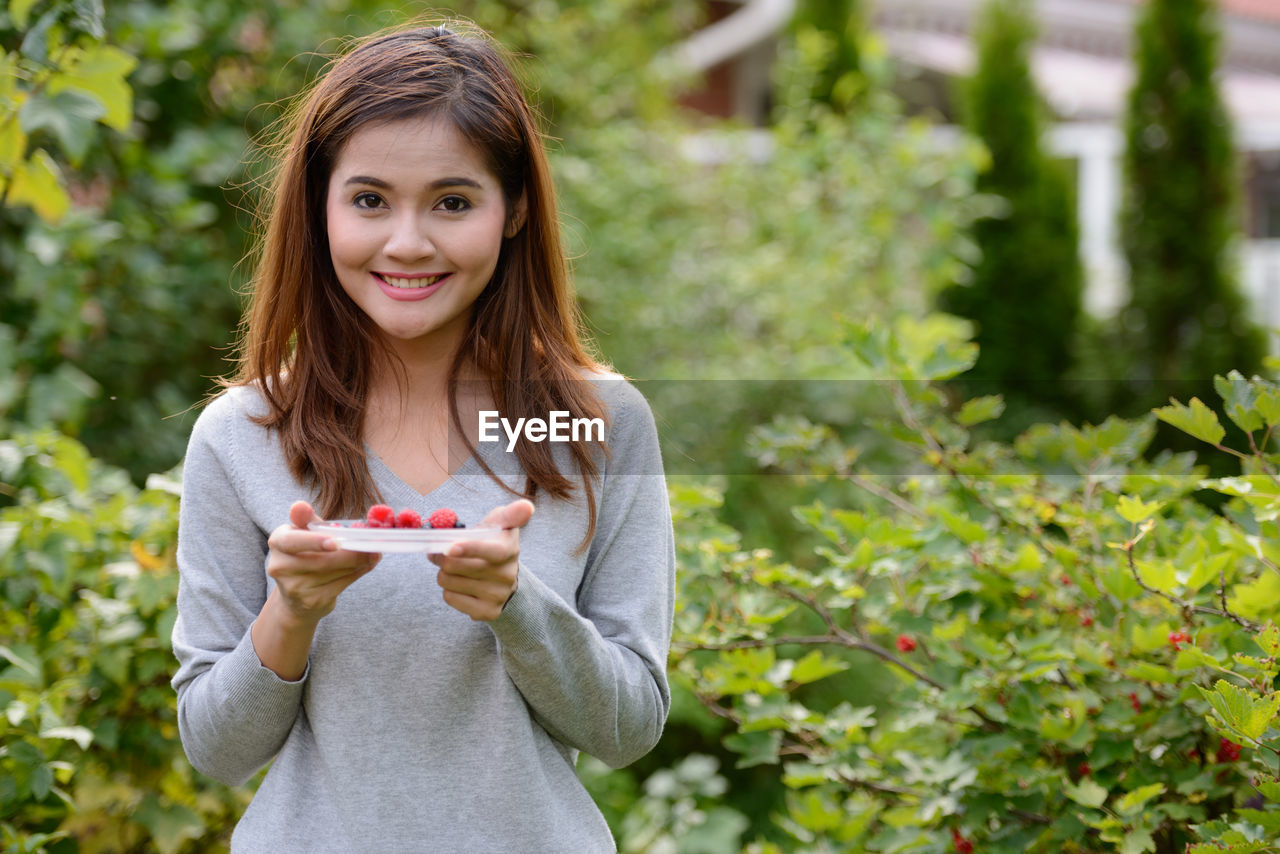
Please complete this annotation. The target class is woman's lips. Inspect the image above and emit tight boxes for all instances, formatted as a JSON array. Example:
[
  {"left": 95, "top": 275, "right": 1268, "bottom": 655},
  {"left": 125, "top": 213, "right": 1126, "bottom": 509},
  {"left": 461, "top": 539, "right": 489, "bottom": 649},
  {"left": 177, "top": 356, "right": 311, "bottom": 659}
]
[{"left": 372, "top": 272, "right": 451, "bottom": 301}]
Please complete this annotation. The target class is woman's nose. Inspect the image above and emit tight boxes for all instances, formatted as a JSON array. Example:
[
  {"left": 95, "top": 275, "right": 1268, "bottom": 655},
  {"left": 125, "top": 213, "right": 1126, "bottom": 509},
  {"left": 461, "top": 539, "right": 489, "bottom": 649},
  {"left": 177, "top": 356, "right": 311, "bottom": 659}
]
[{"left": 384, "top": 212, "right": 436, "bottom": 261}]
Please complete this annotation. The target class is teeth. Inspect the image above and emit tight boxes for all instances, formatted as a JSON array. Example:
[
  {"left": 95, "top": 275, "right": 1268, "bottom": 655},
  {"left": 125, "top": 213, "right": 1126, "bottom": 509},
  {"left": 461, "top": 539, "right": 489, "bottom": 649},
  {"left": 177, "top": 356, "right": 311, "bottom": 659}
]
[{"left": 379, "top": 273, "right": 446, "bottom": 289}]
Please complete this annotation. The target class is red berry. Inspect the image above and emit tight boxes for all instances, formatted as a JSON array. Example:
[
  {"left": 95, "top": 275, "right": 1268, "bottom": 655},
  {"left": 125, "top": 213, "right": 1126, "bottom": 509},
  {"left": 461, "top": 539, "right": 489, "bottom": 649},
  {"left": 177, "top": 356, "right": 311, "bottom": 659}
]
[
  {"left": 1129, "top": 691, "right": 1141, "bottom": 712},
  {"left": 395, "top": 508, "right": 422, "bottom": 529},
  {"left": 428, "top": 508, "right": 459, "bottom": 529},
  {"left": 1216, "top": 738, "right": 1242, "bottom": 763},
  {"left": 1168, "top": 629, "right": 1192, "bottom": 649},
  {"left": 951, "top": 828, "right": 974, "bottom": 854},
  {"left": 896, "top": 634, "right": 917, "bottom": 653},
  {"left": 367, "top": 504, "right": 395, "bottom": 527},
  {"left": 1077, "top": 761, "right": 1091, "bottom": 777},
  {"left": 1080, "top": 613, "right": 1094, "bottom": 627}
]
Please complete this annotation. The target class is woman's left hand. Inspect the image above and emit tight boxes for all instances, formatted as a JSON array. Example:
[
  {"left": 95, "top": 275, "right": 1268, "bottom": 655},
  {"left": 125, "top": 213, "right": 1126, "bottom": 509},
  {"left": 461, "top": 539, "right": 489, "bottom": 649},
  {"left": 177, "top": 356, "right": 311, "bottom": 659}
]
[{"left": 429, "top": 498, "right": 534, "bottom": 621}]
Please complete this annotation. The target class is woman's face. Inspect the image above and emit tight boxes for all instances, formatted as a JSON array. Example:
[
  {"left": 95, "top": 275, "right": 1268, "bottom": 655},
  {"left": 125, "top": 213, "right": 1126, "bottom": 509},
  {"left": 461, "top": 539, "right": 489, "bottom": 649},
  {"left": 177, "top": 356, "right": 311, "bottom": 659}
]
[{"left": 325, "top": 114, "right": 519, "bottom": 358}]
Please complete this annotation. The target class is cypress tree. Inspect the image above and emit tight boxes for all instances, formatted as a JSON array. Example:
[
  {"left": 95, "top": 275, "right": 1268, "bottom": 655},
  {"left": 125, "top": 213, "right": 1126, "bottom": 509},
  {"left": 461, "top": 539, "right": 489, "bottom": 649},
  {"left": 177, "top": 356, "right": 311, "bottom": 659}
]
[
  {"left": 940, "top": 0, "right": 1083, "bottom": 421},
  {"left": 791, "top": 0, "right": 864, "bottom": 109},
  {"left": 1119, "top": 0, "right": 1264, "bottom": 406}
]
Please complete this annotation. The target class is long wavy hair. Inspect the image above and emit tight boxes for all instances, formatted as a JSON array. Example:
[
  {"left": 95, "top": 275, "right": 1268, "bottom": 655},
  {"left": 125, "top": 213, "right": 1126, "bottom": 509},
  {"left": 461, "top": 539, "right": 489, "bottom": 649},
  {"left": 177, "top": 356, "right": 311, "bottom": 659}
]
[{"left": 230, "top": 22, "right": 608, "bottom": 537}]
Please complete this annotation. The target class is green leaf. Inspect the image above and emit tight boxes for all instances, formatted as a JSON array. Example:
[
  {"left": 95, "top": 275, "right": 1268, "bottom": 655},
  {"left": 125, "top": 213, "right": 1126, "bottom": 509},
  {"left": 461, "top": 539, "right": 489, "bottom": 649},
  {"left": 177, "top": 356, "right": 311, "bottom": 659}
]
[
  {"left": 1196, "top": 680, "right": 1280, "bottom": 742},
  {"left": 132, "top": 796, "right": 206, "bottom": 854},
  {"left": 1134, "top": 558, "right": 1176, "bottom": 594},
  {"left": 789, "top": 650, "right": 848, "bottom": 685},
  {"left": 1117, "top": 495, "right": 1162, "bottom": 524},
  {"left": 1115, "top": 782, "right": 1165, "bottom": 816},
  {"left": 1153, "top": 397, "right": 1225, "bottom": 446},
  {"left": 1119, "top": 829, "right": 1157, "bottom": 854},
  {"left": 18, "top": 89, "right": 107, "bottom": 165},
  {"left": 39, "top": 725, "right": 93, "bottom": 750},
  {"left": 1064, "top": 777, "right": 1108, "bottom": 808},
  {"left": 1254, "top": 773, "right": 1280, "bottom": 802},
  {"left": 46, "top": 44, "right": 137, "bottom": 131},
  {"left": 4, "top": 149, "right": 69, "bottom": 222},
  {"left": 1234, "top": 809, "right": 1280, "bottom": 833},
  {"left": 1124, "top": 662, "right": 1177, "bottom": 684},
  {"left": 1184, "top": 552, "right": 1231, "bottom": 594},
  {"left": 724, "top": 730, "right": 781, "bottom": 768},
  {"left": 956, "top": 394, "right": 1004, "bottom": 426},
  {"left": 10, "top": 0, "right": 40, "bottom": 29},
  {"left": 1215, "top": 371, "right": 1265, "bottom": 434},
  {"left": 937, "top": 507, "right": 986, "bottom": 544},
  {"left": 1255, "top": 624, "right": 1280, "bottom": 658}
]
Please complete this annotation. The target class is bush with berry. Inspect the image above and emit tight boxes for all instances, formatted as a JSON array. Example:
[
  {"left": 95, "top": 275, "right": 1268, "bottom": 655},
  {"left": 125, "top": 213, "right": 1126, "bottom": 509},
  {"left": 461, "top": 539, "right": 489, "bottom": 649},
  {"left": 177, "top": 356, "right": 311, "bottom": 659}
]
[{"left": 670, "top": 315, "right": 1280, "bottom": 853}]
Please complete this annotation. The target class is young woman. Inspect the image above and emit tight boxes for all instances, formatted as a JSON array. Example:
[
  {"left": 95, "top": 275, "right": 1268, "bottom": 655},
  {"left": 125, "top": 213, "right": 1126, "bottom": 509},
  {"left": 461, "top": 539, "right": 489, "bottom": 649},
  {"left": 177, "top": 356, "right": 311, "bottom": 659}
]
[{"left": 170, "top": 22, "right": 674, "bottom": 852}]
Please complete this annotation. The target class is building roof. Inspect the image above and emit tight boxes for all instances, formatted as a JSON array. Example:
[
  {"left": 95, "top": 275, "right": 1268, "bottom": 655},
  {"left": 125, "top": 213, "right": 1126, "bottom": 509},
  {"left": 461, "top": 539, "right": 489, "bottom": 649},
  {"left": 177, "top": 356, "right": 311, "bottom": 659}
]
[{"left": 876, "top": 0, "right": 1280, "bottom": 127}]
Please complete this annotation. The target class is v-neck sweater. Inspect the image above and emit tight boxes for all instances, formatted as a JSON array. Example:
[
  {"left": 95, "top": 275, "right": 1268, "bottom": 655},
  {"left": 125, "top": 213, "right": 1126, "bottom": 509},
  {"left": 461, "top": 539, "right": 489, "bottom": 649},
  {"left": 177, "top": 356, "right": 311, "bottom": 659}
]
[{"left": 170, "top": 378, "right": 674, "bottom": 853}]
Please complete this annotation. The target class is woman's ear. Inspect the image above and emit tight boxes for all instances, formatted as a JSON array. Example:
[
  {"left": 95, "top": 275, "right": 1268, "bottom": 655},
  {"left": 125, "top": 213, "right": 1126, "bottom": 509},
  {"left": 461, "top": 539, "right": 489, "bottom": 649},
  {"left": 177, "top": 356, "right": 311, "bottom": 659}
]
[{"left": 504, "top": 191, "right": 528, "bottom": 238}]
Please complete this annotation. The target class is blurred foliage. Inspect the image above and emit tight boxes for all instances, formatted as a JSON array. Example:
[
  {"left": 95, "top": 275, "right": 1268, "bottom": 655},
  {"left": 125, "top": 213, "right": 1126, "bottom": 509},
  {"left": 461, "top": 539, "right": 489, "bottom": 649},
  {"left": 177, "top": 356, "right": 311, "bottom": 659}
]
[
  {"left": 938, "top": 0, "right": 1083, "bottom": 435},
  {"left": 4, "top": 0, "right": 1279, "bottom": 851},
  {"left": 1117, "top": 0, "right": 1265, "bottom": 412},
  {"left": 673, "top": 316, "right": 1280, "bottom": 852}
]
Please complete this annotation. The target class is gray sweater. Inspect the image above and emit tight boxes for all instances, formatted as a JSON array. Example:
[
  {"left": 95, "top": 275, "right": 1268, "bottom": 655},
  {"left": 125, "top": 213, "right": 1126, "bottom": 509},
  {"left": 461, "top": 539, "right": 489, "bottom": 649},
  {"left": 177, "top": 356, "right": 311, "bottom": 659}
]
[{"left": 170, "top": 379, "right": 675, "bottom": 853}]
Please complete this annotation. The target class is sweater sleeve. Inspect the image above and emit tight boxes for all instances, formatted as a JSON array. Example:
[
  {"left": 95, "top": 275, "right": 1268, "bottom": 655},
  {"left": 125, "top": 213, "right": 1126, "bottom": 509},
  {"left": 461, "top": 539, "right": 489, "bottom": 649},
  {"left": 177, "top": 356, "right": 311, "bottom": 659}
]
[
  {"left": 488, "top": 381, "right": 675, "bottom": 768},
  {"left": 170, "top": 394, "right": 307, "bottom": 785}
]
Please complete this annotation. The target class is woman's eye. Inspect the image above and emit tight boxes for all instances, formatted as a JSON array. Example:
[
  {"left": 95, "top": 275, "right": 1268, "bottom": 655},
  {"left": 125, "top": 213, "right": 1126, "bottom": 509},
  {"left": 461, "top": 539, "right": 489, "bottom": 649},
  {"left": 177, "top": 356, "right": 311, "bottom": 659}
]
[
  {"left": 353, "top": 192, "right": 384, "bottom": 209},
  {"left": 437, "top": 195, "right": 470, "bottom": 212}
]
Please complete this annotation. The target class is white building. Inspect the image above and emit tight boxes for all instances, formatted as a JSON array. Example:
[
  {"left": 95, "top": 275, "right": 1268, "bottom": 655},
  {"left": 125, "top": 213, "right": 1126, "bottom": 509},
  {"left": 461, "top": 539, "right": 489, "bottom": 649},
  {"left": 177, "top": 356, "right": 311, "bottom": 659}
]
[{"left": 676, "top": 0, "right": 1280, "bottom": 335}]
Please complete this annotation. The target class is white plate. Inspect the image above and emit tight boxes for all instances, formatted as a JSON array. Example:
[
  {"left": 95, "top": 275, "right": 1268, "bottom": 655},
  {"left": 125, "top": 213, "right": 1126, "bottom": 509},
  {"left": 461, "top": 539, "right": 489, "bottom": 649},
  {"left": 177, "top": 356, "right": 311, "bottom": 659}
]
[{"left": 308, "top": 521, "right": 503, "bottom": 554}]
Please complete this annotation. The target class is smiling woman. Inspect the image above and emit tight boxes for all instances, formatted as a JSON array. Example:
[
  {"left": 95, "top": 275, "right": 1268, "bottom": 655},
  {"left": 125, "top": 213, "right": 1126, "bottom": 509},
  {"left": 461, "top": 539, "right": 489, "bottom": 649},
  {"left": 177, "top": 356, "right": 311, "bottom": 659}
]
[
  {"left": 324, "top": 115, "right": 518, "bottom": 354},
  {"left": 169, "top": 21, "right": 674, "bottom": 853}
]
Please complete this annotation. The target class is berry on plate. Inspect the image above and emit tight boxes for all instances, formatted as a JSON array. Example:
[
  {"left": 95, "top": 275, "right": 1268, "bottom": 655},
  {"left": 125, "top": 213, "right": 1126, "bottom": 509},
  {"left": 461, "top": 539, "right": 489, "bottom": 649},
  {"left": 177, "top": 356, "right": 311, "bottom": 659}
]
[
  {"left": 395, "top": 508, "right": 423, "bottom": 529},
  {"left": 428, "top": 508, "right": 459, "bottom": 529},
  {"left": 367, "top": 504, "right": 396, "bottom": 528}
]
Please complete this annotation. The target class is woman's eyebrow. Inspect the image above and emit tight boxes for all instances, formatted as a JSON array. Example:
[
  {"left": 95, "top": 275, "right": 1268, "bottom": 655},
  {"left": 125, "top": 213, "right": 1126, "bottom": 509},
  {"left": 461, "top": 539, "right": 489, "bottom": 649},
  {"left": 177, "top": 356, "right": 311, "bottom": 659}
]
[{"left": 342, "top": 175, "right": 483, "bottom": 191}]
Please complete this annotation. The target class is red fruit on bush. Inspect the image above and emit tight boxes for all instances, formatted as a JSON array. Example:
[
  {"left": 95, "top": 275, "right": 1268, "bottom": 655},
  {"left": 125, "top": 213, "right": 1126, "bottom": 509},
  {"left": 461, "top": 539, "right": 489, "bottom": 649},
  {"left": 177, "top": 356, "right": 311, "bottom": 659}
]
[
  {"left": 1077, "top": 761, "right": 1092, "bottom": 776},
  {"left": 1129, "top": 691, "right": 1142, "bottom": 712},
  {"left": 367, "top": 504, "right": 395, "bottom": 528},
  {"left": 1216, "top": 738, "right": 1242, "bottom": 763},
  {"left": 1080, "top": 613, "right": 1094, "bottom": 627},
  {"left": 428, "top": 508, "right": 459, "bottom": 529},
  {"left": 896, "top": 634, "right": 917, "bottom": 653},
  {"left": 1168, "top": 629, "right": 1192, "bottom": 649},
  {"left": 951, "top": 828, "right": 974, "bottom": 854},
  {"left": 395, "top": 508, "right": 422, "bottom": 529}
]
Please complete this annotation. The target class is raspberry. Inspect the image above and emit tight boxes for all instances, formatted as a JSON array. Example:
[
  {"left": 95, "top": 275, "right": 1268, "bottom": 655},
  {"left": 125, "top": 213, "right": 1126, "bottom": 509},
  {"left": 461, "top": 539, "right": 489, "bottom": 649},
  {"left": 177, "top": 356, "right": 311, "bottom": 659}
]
[
  {"left": 395, "top": 508, "right": 422, "bottom": 529},
  {"left": 896, "top": 634, "right": 917, "bottom": 653},
  {"left": 428, "top": 508, "right": 459, "bottom": 529},
  {"left": 367, "top": 504, "right": 395, "bottom": 528}
]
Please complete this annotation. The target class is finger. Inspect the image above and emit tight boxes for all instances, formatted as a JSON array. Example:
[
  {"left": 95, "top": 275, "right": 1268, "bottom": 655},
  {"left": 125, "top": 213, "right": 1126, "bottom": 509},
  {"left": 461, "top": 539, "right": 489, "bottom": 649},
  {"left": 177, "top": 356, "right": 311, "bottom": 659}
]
[
  {"left": 289, "top": 500, "right": 321, "bottom": 529},
  {"left": 440, "top": 588, "right": 505, "bottom": 622},
  {"left": 442, "top": 535, "right": 517, "bottom": 564},
  {"left": 271, "top": 549, "right": 379, "bottom": 582},
  {"left": 479, "top": 498, "right": 535, "bottom": 530},
  {"left": 269, "top": 525, "right": 340, "bottom": 555}
]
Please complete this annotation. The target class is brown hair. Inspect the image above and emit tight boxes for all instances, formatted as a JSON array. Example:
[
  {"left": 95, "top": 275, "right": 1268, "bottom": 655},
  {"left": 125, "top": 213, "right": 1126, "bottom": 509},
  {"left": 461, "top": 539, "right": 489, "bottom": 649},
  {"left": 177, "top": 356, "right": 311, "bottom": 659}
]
[{"left": 231, "top": 22, "right": 608, "bottom": 538}]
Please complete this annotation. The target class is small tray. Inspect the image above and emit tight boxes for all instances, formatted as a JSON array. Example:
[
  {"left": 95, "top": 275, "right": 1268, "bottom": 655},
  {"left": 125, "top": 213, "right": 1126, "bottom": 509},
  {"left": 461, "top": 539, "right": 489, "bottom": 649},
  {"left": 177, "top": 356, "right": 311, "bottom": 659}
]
[{"left": 308, "top": 521, "right": 502, "bottom": 554}]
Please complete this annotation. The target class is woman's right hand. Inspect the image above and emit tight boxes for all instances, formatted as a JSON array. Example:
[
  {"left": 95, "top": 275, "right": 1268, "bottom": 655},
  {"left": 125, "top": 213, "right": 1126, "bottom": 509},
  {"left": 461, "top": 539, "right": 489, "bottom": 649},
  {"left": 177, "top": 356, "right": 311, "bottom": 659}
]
[{"left": 265, "top": 500, "right": 380, "bottom": 625}]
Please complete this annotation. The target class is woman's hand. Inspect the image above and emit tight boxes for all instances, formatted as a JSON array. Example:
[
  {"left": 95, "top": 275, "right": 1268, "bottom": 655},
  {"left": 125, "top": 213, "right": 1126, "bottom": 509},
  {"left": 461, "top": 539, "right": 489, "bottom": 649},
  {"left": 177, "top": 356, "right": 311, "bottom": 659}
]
[
  {"left": 265, "top": 500, "right": 380, "bottom": 626},
  {"left": 430, "top": 499, "right": 534, "bottom": 621}
]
